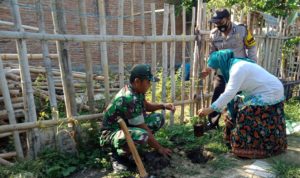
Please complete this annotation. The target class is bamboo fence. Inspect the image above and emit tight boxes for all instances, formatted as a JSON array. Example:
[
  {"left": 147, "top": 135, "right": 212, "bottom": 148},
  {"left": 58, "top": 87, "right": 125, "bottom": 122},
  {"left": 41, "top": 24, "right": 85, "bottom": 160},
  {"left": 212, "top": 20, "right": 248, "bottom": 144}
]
[{"left": 0, "top": 0, "right": 299, "bottom": 163}]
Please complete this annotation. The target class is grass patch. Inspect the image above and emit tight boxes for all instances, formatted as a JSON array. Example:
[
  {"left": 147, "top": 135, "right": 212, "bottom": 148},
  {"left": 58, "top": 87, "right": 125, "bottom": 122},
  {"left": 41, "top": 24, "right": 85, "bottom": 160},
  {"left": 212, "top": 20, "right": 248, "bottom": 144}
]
[
  {"left": 156, "top": 124, "right": 228, "bottom": 154},
  {"left": 208, "top": 155, "right": 236, "bottom": 171},
  {"left": 271, "top": 159, "right": 300, "bottom": 178},
  {"left": 285, "top": 97, "right": 300, "bottom": 122}
]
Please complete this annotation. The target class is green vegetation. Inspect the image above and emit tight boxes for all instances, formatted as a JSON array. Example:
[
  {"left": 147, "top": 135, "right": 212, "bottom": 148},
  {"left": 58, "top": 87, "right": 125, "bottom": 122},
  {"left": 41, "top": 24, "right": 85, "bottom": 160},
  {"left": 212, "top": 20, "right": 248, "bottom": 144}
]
[
  {"left": 156, "top": 124, "right": 228, "bottom": 154},
  {"left": 271, "top": 159, "right": 300, "bottom": 178},
  {"left": 0, "top": 122, "right": 110, "bottom": 178},
  {"left": 285, "top": 97, "right": 300, "bottom": 123}
]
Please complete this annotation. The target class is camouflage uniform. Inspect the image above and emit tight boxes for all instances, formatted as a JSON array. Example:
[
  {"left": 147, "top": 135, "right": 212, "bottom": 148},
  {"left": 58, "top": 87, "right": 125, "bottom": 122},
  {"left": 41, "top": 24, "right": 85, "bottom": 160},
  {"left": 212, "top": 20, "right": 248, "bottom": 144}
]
[{"left": 99, "top": 85, "right": 164, "bottom": 156}]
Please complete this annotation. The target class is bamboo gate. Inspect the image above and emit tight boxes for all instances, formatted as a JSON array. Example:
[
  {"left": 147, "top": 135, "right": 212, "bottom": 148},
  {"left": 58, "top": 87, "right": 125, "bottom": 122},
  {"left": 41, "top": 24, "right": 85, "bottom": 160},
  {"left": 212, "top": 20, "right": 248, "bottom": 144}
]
[{"left": 0, "top": 0, "right": 299, "bottom": 164}]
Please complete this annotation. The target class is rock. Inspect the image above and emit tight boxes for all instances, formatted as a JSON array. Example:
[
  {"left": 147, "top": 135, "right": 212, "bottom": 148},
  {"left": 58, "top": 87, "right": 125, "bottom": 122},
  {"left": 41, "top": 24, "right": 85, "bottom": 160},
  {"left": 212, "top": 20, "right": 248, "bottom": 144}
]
[{"left": 179, "top": 151, "right": 185, "bottom": 156}]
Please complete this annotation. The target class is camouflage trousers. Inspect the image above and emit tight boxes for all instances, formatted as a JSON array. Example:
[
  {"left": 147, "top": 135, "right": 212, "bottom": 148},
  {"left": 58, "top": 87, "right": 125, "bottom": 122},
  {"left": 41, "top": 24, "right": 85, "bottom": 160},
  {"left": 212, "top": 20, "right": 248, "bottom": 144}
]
[{"left": 100, "top": 113, "right": 165, "bottom": 156}]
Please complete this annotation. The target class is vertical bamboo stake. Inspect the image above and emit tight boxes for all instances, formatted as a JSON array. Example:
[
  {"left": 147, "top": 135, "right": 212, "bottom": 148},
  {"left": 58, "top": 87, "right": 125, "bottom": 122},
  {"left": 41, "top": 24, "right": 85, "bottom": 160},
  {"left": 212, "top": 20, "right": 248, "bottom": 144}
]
[
  {"left": 98, "top": 0, "right": 110, "bottom": 104},
  {"left": 247, "top": 12, "right": 251, "bottom": 29},
  {"left": 151, "top": 3, "right": 157, "bottom": 102},
  {"left": 140, "top": 0, "right": 145, "bottom": 63},
  {"left": 130, "top": 0, "right": 136, "bottom": 63},
  {"left": 189, "top": 7, "right": 195, "bottom": 117},
  {"left": 169, "top": 5, "right": 176, "bottom": 126},
  {"left": 239, "top": 10, "right": 244, "bottom": 24},
  {"left": 78, "top": 0, "right": 95, "bottom": 112},
  {"left": 191, "top": 0, "right": 202, "bottom": 115},
  {"left": 36, "top": 0, "right": 58, "bottom": 150},
  {"left": 10, "top": 0, "right": 40, "bottom": 158},
  {"left": 180, "top": 7, "right": 186, "bottom": 124},
  {"left": 161, "top": 4, "right": 169, "bottom": 118},
  {"left": 118, "top": 0, "right": 124, "bottom": 88},
  {"left": 0, "top": 56, "right": 24, "bottom": 159},
  {"left": 51, "top": 0, "right": 77, "bottom": 118},
  {"left": 36, "top": 0, "right": 58, "bottom": 118}
]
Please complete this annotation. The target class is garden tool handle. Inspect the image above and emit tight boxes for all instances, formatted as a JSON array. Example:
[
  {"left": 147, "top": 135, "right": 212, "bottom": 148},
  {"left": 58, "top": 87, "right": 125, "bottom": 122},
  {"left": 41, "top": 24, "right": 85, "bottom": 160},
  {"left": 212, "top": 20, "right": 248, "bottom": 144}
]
[{"left": 118, "top": 119, "right": 148, "bottom": 178}]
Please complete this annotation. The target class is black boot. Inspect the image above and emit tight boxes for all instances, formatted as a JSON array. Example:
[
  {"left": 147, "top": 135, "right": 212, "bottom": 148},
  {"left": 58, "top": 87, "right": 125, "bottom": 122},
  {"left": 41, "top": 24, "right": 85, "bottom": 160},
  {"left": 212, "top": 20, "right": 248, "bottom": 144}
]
[{"left": 110, "top": 154, "right": 136, "bottom": 173}]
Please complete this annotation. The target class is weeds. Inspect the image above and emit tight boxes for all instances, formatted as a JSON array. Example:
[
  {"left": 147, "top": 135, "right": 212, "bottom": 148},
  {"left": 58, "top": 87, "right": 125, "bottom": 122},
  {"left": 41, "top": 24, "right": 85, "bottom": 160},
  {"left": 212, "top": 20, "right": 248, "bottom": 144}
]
[{"left": 271, "top": 159, "right": 300, "bottom": 178}]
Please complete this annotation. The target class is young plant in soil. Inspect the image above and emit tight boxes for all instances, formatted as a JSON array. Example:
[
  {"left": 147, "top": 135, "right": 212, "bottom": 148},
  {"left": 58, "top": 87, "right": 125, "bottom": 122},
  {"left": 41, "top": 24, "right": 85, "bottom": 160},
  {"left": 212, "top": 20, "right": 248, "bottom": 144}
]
[{"left": 190, "top": 116, "right": 207, "bottom": 137}]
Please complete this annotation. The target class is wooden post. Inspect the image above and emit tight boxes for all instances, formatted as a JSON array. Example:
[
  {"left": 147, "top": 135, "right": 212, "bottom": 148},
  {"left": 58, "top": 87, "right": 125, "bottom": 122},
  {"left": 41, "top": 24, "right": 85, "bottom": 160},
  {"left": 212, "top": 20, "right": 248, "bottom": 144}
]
[
  {"left": 98, "top": 0, "right": 110, "bottom": 105},
  {"left": 78, "top": 0, "right": 95, "bottom": 112},
  {"left": 130, "top": 0, "right": 136, "bottom": 63},
  {"left": 189, "top": 7, "right": 196, "bottom": 117},
  {"left": 169, "top": 5, "right": 176, "bottom": 126},
  {"left": 10, "top": 0, "right": 40, "bottom": 158},
  {"left": 118, "top": 119, "right": 148, "bottom": 178},
  {"left": 140, "top": 0, "right": 145, "bottom": 63},
  {"left": 51, "top": 0, "right": 77, "bottom": 119},
  {"left": 180, "top": 7, "right": 186, "bottom": 124},
  {"left": 0, "top": 56, "right": 24, "bottom": 159},
  {"left": 161, "top": 4, "right": 169, "bottom": 118},
  {"left": 151, "top": 3, "right": 157, "bottom": 102},
  {"left": 118, "top": 0, "right": 124, "bottom": 88}
]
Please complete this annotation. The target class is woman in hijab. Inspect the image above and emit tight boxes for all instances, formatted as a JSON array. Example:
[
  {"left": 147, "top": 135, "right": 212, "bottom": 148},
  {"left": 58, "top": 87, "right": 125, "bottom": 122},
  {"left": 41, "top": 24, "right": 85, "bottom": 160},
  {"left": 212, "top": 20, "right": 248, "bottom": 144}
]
[{"left": 198, "top": 49, "right": 287, "bottom": 158}]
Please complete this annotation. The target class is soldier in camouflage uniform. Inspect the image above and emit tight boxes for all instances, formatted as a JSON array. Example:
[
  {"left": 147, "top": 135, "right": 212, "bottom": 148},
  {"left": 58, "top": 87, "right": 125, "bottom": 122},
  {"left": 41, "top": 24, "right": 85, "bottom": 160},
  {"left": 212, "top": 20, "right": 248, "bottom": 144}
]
[
  {"left": 201, "top": 9, "right": 258, "bottom": 129},
  {"left": 100, "top": 64, "right": 175, "bottom": 171}
]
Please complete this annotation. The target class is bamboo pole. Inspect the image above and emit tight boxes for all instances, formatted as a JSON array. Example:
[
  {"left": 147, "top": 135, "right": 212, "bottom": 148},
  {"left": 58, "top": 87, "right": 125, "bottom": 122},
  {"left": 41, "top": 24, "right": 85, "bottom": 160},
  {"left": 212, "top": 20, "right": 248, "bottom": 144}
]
[
  {"left": 51, "top": 0, "right": 77, "bottom": 119},
  {"left": 169, "top": 5, "right": 176, "bottom": 126},
  {"left": 141, "top": 0, "right": 145, "bottom": 63},
  {"left": 0, "top": 157, "right": 13, "bottom": 166},
  {"left": 98, "top": 0, "right": 110, "bottom": 105},
  {"left": 10, "top": 0, "right": 40, "bottom": 158},
  {"left": 0, "top": 56, "right": 24, "bottom": 159},
  {"left": 130, "top": 0, "right": 136, "bottom": 63},
  {"left": 191, "top": 0, "right": 203, "bottom": 116},
  {"left": 0, "top": 31, "right": 196, "bottom": 42},
  {"left": 189, "top": 7, "right": 196, "bottom": 117},
  {"left": 0, "top": 113, "right": 103, "bottom": 133},
  {"left": 0, "top": 19, "right": 39, "bottom": 31},
  {"left": 151, "top": 3, "right": 157, "bottom": 102},
  {"left": 0, "top": 54, "right": 58, "bottom": 60},
  {"left": 0, "top": 152, "right": 17, "bottom": 159},
  {"left": 78, "top": 0, "right": 95, "bottom": 112},
  {"left": 180, "top": 7, "right": 186, "bottom": 124},
  {"left": 36, "top": 0, "right": 58, "bottom": 121},
  {"left": 161, "top": 4, "right": 169, "bottom": 118},
  {"left": 118, "top": 0, "right": 125, "bottom": 88}
]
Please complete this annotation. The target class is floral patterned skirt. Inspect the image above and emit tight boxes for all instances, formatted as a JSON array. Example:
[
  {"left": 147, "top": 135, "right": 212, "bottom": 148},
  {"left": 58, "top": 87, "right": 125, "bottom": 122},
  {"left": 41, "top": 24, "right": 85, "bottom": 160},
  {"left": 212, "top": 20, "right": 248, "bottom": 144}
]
[{"left": 225, "top": 101, "right": 287, "bottom": 158}]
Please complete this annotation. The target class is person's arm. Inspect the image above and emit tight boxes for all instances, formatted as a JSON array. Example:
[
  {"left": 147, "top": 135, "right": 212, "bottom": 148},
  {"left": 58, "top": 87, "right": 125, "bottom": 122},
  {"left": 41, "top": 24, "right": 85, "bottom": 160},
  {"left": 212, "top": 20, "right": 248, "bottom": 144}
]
[
  {"left": 244, "top": 28, "right": 258, "bottom": 61},
  {"left": 144, "top": 100, "right": 175, "bottom": 112},
  {"left": 198, "top": 63, "right": 248, "bottom": 116},
  {"left": 209, "top": 30, "right": 218, "bottom": 54},
  {"left": 136, "top": 123, "right": 172, "bottom": 157}
]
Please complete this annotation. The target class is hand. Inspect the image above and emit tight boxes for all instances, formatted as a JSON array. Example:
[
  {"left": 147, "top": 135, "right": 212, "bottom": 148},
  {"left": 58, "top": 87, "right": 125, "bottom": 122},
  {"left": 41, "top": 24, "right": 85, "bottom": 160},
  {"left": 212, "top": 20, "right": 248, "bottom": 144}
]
[
  {"left": 163, "top": 103, "right": 176, "bottom": 112},
  {"left": 200, "top": 68, "right": 212, "bottom": 78},
  {"left": 198, "top": 107, "right": 213, "bottom": 117},
  {"left": 158, "top": 147, "right": 172, "bottom": 158}
]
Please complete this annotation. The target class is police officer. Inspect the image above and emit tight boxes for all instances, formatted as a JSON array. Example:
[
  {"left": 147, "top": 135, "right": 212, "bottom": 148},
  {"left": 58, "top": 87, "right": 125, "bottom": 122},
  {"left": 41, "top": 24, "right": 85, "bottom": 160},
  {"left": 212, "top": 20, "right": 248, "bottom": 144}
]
[
  {"left": 100, "top": 64, "right": 175, "bottom": 172},
  {"left": 202, "top": 8, "right": 257, "bottom": 129}
]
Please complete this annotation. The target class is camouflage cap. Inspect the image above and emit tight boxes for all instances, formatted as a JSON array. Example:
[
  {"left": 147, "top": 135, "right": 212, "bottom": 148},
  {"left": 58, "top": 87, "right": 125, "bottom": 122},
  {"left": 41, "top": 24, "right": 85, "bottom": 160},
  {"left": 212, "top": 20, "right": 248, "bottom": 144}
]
[{"left": 130, "top": 64, "right": 159, "bottom": 82}]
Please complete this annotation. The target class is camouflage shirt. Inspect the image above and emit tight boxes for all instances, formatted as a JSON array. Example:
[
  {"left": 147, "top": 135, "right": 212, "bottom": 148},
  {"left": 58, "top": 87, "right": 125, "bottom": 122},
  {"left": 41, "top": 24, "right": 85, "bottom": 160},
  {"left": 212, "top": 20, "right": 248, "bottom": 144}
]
[{"left": 101, "top": 84, "right": 146, "bottom": 131}]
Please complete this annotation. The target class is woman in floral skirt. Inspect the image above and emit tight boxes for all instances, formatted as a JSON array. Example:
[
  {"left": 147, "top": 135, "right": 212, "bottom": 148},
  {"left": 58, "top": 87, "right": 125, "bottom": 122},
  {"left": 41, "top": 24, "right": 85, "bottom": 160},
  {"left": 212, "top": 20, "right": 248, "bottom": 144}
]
[{"left": 198, "top": 49, "right": 287, "bottom": 158}]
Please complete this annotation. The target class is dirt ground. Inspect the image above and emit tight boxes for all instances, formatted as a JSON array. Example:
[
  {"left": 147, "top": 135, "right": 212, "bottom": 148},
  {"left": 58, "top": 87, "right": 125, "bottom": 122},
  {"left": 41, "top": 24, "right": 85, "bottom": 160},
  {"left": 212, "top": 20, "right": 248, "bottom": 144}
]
[{"left": 70, "top": 134, "right": 300, "bottom": 178}]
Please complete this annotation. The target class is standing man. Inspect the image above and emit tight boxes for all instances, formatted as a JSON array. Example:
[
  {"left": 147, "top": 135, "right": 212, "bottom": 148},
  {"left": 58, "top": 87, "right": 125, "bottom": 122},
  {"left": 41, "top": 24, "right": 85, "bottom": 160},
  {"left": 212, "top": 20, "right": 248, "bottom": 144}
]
[
  {"left": 203, "top": 8, "right": 257, "bottom": 128},
  {"left": 100, "top": 64, "right": 175, "bottom": 172}
]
